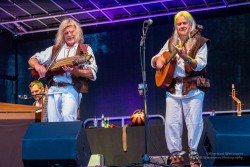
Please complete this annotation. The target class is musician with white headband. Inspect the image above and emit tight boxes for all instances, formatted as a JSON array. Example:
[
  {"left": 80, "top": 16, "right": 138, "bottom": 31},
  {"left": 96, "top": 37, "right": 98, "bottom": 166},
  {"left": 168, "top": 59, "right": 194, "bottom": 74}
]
[{"left": 28, "top": 18, "right": 98, "bottom": 122}]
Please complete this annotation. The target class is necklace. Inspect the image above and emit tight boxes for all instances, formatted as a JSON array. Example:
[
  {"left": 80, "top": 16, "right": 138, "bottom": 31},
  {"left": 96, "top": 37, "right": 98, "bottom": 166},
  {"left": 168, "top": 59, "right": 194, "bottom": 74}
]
[
  {"left": 64, "top": 47, "right": 71, "bottom": 58},
  {"left": 64, "top": 46, "right": 77, "bottom": 58},
  {"left": 63, "top": 46, "right": 76, "bottom": 78}
]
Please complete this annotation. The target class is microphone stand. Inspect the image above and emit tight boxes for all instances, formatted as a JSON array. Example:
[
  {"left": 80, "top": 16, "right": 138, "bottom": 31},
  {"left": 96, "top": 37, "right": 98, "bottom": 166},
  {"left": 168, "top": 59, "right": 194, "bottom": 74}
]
[{"left": 125, "top": 21, "right": 169, "bottom": 167}]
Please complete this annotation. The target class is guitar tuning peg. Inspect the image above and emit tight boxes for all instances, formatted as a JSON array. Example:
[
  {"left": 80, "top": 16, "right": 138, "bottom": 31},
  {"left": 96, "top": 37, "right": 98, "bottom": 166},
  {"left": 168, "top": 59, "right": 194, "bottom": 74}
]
[{"left": 196, "top": 24, "right": 203, "bottom": 30}]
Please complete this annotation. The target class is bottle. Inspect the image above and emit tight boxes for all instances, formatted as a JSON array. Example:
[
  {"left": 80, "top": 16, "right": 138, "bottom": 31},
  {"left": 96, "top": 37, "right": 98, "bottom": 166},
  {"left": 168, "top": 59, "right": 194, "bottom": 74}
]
[
  {"left": 211, "top": 110, "right": 216, "bottom": 116},
  {"left": 93, "top": 116, "right": 98, "bottom": 128},
  {"left": 101, "top": 114, "right": 105, "bottom": 128},
  {"left": 104, "top": 117, "right": 107, "bottom": 128},
  {"left": 106, "top": 116, "right": 110, "bottom": 128}
]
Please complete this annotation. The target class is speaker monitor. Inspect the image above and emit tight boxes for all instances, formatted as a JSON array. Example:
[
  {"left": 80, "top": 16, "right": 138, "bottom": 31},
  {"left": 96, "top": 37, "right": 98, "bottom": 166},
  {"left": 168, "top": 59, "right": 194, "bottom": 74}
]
[
  {"left": 200, "top": 116, "right": 250, "bottom": 166},
  {"left": 22, "top": 121, "right": 91, "bottom": 167}
]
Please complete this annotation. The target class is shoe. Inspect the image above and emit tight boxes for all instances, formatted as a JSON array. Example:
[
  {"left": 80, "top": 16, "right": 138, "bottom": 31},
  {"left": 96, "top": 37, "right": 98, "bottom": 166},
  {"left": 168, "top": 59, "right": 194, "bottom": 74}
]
[
  {"left": 189, "top": 150, "right": 202, "bottom": 167},
  {"left": 169, "top": 151, "right": 185, "bottom": 167}
]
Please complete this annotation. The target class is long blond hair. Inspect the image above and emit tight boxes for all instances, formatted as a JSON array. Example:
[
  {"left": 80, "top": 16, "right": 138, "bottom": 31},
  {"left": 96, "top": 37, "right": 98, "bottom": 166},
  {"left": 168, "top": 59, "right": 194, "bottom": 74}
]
[
  {"left": 171, "top": 11, "right": 196, "bottom": 51},
  {"left": 55, "top": 18, "right": 83, "bottom": 47}
]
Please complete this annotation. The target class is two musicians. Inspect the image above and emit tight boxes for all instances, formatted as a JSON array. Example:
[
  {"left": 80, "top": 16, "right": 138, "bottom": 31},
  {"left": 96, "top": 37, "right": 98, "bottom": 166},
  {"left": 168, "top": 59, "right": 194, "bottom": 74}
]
[{"left": 28, "top": 11, "right": 208, "bottom": 167}]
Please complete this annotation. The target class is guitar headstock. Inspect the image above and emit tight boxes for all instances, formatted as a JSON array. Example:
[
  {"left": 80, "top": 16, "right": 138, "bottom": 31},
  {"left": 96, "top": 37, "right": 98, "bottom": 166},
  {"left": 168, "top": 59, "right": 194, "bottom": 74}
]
[
  {"left": 189, "top": 24, "right": 203, "bottom": 38},
  {"left": 196, "top": 24, "right": 203, "bottom": 31}
]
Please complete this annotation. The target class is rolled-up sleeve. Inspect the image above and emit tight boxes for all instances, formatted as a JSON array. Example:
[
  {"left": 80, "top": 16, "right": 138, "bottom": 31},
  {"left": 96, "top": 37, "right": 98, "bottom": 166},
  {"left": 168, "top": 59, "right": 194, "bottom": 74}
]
[
  {"left": 86, "top": 46, "right": 98, "bottom": 81},
  {"left": 193, "top": 43, "right": 208, "bottom": 71},
  {"left": 30, "top": 46, "right": 53, "bottom": 64}
]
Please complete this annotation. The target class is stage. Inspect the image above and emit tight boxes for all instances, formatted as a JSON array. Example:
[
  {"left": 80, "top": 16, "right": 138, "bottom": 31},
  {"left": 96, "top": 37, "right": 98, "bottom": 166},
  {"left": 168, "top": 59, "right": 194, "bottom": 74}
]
[{"left": 1, "top": 115, "right": 250, "bottom": 166}]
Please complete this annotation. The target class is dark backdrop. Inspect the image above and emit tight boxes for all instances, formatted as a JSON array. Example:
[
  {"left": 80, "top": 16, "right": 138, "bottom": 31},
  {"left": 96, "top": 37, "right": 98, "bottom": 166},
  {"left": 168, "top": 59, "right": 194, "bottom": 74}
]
[{"left": 1, "top": 9, "right": 250, "bottom": 122}]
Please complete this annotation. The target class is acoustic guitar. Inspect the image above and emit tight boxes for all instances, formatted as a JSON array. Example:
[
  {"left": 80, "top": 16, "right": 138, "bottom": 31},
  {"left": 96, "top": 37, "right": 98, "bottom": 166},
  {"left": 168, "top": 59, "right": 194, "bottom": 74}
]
[{"left": 155, "top": 25, "right": 203, "bottom": 88}]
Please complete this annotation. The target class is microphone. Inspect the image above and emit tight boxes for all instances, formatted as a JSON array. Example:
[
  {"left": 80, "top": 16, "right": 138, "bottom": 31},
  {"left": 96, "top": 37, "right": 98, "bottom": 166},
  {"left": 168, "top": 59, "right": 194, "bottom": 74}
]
[
  {"left": 18, "top": 92, "right": 64, "bottom": 99},
  {"left": 140, "top": 19, "right": 153, "bottom": 46},
  {"left": 18, "top": 95, "right": 32, "bottom": 99},
  {"left": 18, "top": 93, "right": 45, "bottom": 99},
  {"left": 144, "top": 19, "right": 153, "bottom": 26}
]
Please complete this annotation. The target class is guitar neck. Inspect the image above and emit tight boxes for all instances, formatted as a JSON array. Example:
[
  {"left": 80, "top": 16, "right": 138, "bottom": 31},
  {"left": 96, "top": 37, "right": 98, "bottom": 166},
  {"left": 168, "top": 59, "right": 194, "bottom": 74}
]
[
  {"left": 165, "top": 37, "right": 189, "bottom": 64},
  {"left": 165, "top": 28, "right": 200, "bottom": 64}
]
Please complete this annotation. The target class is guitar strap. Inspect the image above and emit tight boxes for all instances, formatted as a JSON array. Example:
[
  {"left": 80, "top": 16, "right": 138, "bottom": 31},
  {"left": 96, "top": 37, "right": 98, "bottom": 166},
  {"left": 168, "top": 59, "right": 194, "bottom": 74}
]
[{"left": 46, "top": 45, "right": 62, "bottom": 86}]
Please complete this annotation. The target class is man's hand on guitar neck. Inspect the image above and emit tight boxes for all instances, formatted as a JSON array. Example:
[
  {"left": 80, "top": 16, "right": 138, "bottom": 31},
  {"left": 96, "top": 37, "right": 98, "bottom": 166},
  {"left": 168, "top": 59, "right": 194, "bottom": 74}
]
[
  {"left": 172, "top": 43, "right": 187, "bottom": 59},
  {"left": 172, "top": 43, "right": 197, "bottom": 69},
  {"left": 153, "top": 55, "right": 166, "bottom": 70}
]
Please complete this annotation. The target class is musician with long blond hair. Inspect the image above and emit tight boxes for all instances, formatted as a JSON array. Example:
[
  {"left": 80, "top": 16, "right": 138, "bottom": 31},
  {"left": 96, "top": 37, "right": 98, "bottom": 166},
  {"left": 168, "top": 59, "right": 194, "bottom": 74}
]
[
  {"left": 28, "top": 18, "right": 98, "bottom": 122},
  {"left": 151, "top": 11, "right": 210, "bottom": 167}
]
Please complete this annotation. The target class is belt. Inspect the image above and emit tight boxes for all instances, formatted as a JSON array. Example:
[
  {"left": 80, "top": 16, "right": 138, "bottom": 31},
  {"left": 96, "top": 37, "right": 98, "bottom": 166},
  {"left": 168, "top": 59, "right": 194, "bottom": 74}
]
[
  {"left": 50, "top": 81, "right": 72, "bottom": 87},
  {"left": 174, "top": 76, "right": 201, "bottom": 83}
]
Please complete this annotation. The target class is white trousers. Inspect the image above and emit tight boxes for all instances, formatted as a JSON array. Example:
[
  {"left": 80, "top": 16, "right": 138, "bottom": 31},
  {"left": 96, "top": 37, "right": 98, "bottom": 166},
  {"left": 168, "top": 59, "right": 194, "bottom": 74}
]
[
  {"left": 47, "top": 85, "right": 81, "bottom": 122},
  {"left": 165, "top": 91, "right": 204, "bottom": 153}
]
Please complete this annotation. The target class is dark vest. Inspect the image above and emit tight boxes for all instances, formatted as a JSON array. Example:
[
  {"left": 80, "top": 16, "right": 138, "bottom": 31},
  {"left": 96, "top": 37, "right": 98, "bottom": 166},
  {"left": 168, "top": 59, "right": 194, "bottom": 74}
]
[
  {"left": 167, "top": 34, "right": 210, "bottom": 95},
  {"left": 47, "top": 43, "right": 90, "bottom": 93}
]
